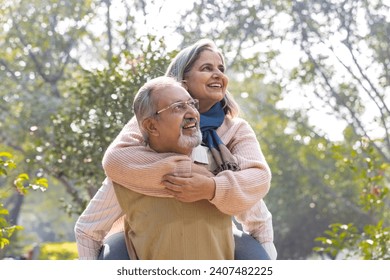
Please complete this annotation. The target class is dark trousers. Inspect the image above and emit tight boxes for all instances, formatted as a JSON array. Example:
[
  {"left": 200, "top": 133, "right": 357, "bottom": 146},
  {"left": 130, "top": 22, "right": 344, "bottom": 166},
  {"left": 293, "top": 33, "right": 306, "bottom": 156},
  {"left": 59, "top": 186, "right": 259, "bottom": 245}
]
[{"left": 98, "top": 229, "right": 270, "bottom": 260}]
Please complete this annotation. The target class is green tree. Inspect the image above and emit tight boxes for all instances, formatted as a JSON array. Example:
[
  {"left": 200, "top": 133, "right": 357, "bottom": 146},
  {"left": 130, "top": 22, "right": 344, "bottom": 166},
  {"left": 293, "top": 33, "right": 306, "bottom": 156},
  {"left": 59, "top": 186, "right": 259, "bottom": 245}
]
[
  {"left": 0, "top": 0, "right": 94, "bottom": 243},
  {"left": 47, "top": 37, "right": 174, "bottom": 214},
  {"left": 314, "top": 138, "right": 390, "bottom": 259},
  {"left": 0, "top": 151, "right": 48, "bottom": 258}
]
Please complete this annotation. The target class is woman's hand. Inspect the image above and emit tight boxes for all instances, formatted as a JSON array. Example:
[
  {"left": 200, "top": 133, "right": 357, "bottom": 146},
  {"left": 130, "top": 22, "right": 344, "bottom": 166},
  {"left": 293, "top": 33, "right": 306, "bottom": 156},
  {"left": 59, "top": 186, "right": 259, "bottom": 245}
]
[{"left": 162, "top": 173, "right": 216, "bottom": 202}]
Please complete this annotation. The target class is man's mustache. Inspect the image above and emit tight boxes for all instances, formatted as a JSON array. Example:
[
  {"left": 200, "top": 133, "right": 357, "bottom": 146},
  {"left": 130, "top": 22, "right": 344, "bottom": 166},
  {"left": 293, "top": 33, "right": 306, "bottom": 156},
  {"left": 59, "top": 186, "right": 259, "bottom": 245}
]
[{"left": 181, "top": 118, "right": 198, "bottom": 127}]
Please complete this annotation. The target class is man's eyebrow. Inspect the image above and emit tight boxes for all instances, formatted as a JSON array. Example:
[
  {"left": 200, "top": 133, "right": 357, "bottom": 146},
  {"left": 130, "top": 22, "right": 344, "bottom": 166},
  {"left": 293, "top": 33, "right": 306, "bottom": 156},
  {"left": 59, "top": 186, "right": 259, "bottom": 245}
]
[{"left": 172, "top": 97, "right": 193, "bottom": 103}]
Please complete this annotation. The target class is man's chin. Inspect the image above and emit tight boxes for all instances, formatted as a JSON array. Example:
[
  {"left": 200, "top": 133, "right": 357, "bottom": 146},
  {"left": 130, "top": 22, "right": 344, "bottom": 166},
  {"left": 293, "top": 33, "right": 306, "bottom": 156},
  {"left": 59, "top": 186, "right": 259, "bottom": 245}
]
[{"left": 178, "top": 134, "right": 202, "bottom": 149}]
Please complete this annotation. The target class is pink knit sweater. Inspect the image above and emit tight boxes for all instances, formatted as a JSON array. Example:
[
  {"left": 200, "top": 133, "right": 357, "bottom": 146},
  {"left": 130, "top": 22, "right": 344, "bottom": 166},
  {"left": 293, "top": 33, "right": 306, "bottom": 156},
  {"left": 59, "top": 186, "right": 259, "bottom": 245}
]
[{"left": 102, "top": 115, "right": 272, "bottom": 216}]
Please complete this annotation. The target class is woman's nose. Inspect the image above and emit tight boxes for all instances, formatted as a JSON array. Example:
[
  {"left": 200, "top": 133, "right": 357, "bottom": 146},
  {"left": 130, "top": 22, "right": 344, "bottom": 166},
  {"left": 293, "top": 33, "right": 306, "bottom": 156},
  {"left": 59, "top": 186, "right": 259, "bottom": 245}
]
[{"left": 212, "top": 70, "right": 223, "bottom": 77}]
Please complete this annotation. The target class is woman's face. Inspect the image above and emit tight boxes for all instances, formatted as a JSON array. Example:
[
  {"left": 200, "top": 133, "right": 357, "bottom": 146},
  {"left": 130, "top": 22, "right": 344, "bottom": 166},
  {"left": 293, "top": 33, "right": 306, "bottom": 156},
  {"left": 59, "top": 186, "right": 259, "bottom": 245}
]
[{"left": 183, "top": 50, "right": 228, "bottom": 113}]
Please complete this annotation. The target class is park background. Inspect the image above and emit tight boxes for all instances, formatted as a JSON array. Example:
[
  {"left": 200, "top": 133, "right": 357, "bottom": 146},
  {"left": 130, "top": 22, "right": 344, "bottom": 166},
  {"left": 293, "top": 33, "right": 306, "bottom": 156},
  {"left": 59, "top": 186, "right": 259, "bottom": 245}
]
[{"left": 0, "top": 0, "right": 389, "bottom": 260}]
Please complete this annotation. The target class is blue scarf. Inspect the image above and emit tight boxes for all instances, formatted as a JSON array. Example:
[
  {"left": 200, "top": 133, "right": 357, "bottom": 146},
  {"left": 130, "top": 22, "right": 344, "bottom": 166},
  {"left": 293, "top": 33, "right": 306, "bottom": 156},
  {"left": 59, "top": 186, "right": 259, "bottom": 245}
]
[{"left": 200, "top": 102, "right": 240, "bottom": 174}]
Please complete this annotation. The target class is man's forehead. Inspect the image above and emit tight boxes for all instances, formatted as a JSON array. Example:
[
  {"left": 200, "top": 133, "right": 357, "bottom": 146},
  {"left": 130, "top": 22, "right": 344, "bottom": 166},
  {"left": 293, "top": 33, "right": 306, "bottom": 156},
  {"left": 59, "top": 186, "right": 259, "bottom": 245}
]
[{"left": 154, "top": 84, "right": 191, "bottom": 104}]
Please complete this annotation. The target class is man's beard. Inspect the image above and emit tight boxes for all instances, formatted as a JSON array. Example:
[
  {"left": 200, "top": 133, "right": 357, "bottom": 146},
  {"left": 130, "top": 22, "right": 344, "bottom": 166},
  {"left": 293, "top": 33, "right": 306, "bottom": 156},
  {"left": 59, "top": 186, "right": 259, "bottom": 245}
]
[{"left": 177, "top": 127, "right": 202, "bottom": 149}]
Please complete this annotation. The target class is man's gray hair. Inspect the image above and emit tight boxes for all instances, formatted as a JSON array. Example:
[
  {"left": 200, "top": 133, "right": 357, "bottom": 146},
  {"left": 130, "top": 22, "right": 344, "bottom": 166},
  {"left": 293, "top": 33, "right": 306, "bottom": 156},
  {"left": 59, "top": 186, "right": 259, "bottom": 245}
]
[
  {"left": 133, "top": 76, "right": 182, "bottom": 142},
  {"left": 165, "top": 38, "right": 239, "bottom": 117}
]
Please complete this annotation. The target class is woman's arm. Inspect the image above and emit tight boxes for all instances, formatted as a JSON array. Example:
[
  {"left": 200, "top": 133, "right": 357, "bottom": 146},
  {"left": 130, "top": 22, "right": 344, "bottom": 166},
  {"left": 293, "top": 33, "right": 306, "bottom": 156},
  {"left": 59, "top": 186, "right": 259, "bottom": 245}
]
[
  {"left": 162, "top": 118, "right": 271, "bottom": 214},
  {"left": 210, "top": 117, "right": 272, "bottom": 215},
  {"left": 103, "top": 116, "right": 271, "bottom": 212},
  {"left": 74, "top": 178, "right": 124, "bottom": 259},
  {"left": 102, "top": 117, "right": 192, "bottom": 194}
]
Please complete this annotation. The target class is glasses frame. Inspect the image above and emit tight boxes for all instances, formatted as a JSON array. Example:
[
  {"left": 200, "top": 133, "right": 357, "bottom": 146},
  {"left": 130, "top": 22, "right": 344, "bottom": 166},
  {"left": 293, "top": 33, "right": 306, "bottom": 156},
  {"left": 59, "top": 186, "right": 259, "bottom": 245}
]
[{"left": 155, "top": 99, "right": 199, "bottom": 115}]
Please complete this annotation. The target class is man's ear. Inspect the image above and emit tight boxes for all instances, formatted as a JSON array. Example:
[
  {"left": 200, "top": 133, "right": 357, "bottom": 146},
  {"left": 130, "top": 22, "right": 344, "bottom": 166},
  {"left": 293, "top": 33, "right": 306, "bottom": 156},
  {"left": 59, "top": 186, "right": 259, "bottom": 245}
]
[
  {"left": 142, "top": 118, "right": 160, "bottom": 136},
  {"left": 181, "top": 80, "right": 188, "bottom": 90}
]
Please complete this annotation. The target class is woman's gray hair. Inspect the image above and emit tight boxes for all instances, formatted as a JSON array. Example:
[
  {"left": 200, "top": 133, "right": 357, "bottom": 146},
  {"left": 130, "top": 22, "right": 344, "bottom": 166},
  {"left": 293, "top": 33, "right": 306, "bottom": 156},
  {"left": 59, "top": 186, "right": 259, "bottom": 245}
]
[
  {"left": 133, "top": 76, "right": 182, "bottom": 142},
  {"left": 165, "top": 39, "right": 239, "bottom": 117}
]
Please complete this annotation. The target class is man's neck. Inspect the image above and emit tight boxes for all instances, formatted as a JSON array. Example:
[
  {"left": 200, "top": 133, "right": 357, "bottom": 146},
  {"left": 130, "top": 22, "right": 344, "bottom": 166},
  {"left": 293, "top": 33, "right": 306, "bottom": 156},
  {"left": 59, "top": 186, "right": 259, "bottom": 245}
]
[{"left": 148, "top": 142, "right": 192, "bottom": 156}]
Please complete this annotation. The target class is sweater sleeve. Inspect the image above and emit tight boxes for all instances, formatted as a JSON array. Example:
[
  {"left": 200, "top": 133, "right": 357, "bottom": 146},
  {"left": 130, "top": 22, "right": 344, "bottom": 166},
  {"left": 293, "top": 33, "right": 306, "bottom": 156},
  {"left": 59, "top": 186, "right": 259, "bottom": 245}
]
[
  {"left": 210, "top": 118, "right": 272, "bottom": 215},
  {"left": 234, "top": 199, "right": 274, "bottom": 244},
  {"left": 74, "top": 178, "right": 124, "bottom": 259},
  {"left": 102, "top": 117, "right": 192, "bottom": 195}
]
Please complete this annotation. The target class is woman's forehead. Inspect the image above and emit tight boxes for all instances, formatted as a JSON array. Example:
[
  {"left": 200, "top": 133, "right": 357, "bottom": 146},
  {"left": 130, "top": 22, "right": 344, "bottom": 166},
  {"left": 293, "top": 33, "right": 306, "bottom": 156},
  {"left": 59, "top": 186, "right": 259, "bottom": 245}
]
[{"left": 195, "top": 49, "right": 224, "bottom": 65}]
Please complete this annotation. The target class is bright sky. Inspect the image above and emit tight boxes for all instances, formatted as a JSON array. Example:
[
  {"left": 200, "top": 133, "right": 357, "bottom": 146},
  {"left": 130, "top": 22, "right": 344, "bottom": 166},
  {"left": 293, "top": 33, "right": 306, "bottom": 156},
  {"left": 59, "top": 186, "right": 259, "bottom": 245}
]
[{"left": 111, "top": 0, "right": 194, "bottom": 50}]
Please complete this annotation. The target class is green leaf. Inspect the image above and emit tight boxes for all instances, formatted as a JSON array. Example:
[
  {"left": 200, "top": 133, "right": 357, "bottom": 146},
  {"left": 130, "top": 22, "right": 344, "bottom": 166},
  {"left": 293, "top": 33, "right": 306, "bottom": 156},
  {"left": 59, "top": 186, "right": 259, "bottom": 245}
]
[
  {"left": 0, "top": 238, "right": 10, "bottom": 249},
  {"left": 0, "top": 152, "right": 12, "bottom": 158}
]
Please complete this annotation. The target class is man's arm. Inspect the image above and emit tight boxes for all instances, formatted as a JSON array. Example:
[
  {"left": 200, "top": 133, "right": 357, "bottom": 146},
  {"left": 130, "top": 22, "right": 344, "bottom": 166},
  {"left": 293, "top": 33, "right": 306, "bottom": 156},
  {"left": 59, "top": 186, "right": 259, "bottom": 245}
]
[{"left": 74, "top": 178, "right": 124, "bottom": 260}]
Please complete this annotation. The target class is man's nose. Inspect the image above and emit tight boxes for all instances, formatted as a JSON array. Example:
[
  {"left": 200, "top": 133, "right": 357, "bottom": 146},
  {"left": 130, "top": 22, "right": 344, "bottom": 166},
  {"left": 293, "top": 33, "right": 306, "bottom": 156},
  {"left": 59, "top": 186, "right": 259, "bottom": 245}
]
[{"left": 185, "top": 105, "right": 199, "bottom": 117}]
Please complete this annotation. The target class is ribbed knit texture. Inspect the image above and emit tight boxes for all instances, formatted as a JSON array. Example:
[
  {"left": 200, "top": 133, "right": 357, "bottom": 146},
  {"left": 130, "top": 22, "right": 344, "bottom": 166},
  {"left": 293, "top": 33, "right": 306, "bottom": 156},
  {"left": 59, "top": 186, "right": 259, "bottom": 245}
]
[
  {"left": 102, "top": 116, "right": 272, "bottom": 215},
  {"left": 113, "top": 182, "right": 234, "bottom": 260}
]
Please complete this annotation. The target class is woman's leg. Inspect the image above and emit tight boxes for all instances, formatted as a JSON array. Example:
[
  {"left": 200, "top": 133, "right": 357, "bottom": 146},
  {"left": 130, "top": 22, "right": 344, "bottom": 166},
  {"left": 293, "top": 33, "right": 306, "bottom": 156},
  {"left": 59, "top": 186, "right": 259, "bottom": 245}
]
[
  {"left": 98, "top": 231, "right": 130, "bottom": 260},
  {"left": 233, "top": 227, "right": 270, "bottom": 260},
  {"left": 98, "top": 228, "right": 269, "bottom": 260}
]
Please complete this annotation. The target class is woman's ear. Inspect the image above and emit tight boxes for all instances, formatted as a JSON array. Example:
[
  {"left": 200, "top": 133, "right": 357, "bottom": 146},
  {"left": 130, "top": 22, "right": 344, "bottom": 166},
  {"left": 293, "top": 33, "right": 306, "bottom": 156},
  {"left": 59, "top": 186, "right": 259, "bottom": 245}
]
[
  {"left": 181, "top": 80, "right": 188, "bottom": 90},
  {"left": 142, "top": 118, "right": 160, "bottom": 137}
]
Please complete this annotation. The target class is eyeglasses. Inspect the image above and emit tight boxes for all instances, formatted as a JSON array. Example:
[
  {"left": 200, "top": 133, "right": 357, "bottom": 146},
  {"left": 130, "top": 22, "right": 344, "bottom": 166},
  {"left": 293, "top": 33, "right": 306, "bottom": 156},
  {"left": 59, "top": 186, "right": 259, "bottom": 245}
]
[{"left": 155, "top": 99, "right": 199, "bottom": 115}]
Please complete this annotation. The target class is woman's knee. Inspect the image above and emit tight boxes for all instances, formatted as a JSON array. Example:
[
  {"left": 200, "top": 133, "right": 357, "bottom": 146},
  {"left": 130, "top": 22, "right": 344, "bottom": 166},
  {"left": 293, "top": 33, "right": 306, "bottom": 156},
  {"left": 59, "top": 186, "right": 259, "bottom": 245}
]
[
  {"left": 98, "top": 232, "right": 130, "bottom": 260},
  {"left": 233, "top": 229, "right": 270, "bottom": 260}
]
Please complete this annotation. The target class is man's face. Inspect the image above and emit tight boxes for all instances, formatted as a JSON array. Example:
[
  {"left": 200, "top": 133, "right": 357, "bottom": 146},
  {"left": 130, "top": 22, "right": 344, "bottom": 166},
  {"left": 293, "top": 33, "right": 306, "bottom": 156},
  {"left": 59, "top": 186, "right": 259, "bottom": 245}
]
[{"left": 151, "top": 84, "right": 201, "bottom": 155}]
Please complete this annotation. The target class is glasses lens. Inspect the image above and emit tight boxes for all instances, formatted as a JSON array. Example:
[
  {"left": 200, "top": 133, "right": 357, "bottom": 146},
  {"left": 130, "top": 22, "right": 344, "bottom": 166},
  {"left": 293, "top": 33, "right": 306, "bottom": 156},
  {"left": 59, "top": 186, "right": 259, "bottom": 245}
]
[
  {"left": 190, "top": 99, "right": 199, "bottom": 109},
  {"left": 195, "top": 100, "right": 199, "bottom": 109},
  {"left": 157, "top": 99, "right": 199, "bottom": 115}
]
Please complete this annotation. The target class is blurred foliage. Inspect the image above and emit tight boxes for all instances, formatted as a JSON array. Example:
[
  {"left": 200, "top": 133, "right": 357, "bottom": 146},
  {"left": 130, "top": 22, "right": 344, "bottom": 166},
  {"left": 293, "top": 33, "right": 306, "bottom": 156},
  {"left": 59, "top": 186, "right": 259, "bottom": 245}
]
[
  {"left": 314, "top": 139, "right": 390, "bottom": 259},
  {"left": 37, "top": 242, "right": 78, "bottom": 260},
  {"left": 0, "top": 0, "right": 93, "bottom": 154},
  {"left": 0, "top": 0, "right": 94, "bottom": 252},
  {"left": 0, "top": 151, "right": 48, "bottom": 253}
]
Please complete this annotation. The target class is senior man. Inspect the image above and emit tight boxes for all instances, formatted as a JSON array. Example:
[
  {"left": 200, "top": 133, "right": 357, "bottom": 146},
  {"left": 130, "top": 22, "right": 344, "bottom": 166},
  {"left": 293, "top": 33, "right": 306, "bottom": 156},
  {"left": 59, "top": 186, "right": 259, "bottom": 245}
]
[
  {"left": 75, "top": 77, "right": 234, "bottom": 260},
  {"left": 112, "top": 76, "right": 234, "bottom": 259}
]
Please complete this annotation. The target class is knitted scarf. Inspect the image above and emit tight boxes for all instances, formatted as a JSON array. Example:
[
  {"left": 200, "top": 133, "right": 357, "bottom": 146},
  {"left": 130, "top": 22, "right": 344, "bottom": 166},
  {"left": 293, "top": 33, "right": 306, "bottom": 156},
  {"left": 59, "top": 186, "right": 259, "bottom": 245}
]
[{"left": 200, "top": 102, "right": 240, "bottom": 174}]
